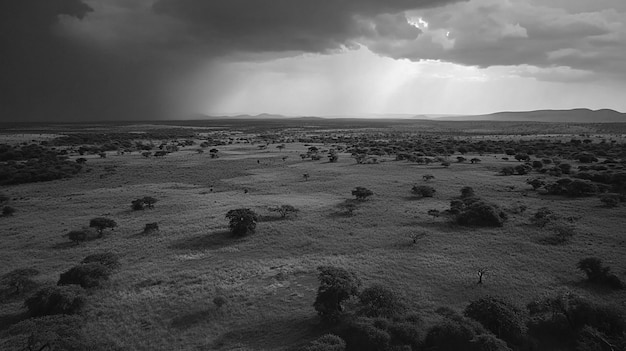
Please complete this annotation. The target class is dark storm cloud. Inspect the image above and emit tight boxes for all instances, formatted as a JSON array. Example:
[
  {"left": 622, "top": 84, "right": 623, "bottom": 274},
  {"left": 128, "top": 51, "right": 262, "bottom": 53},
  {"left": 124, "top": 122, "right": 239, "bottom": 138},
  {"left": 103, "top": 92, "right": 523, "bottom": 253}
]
[{"left": 0, "top": 0, "right": 463, "bottom": 122}]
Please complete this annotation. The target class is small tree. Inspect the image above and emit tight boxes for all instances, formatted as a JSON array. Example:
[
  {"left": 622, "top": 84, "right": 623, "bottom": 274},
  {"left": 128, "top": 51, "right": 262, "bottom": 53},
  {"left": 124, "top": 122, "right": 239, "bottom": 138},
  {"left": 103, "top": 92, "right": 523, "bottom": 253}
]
[
  {"left": 67, "top": 230, "right": 88, "bottom": 245},
  {"left": 1, "top": 268, "right": 39, "bottom": 297},
  {"left": 577, "top": 257, "right": 623, "bottom": 289},
  {"left": 58, "top": 263, "right": 111, "bottom": 289},
  {"left": 460, "top": 186, "right": 475, "bottom": 198},
  {"left": 225, "top": 208, "right": 258, "bottom": 236},
  {"left": 470, "top": 158, "right": 482, "bottom": 164},
  {"left": 358, "top": 284, "right": 405, "bottom": 318},
  {"left": 313, "top": 266, "right": 361, "bottom": 323},
  {"left": 142, "top": 196, "right": 157, "bottom": 209},
  {"left": 269, "top": 205, "right": 299, "bottom": 218},
  {"left": 81, "top": 252, "right": 120, "bottom": 271},
  {"left": 412, "top": 185, "right": 436, "bottom": 198},
  {"left": 25, "top": 285, "right": 85, "bottom": 317},
  {"left": 303, "top": 173, "right": 310, "bottom": 181},
  {"left": 423, "top": 174, "right": 435, "bottom": 181},
  {"left": 89, "top": 217, "right": 117, "bottom": 238},
  {"left": 144, "top": 222, "right": 159, "bottom": 234},
  {"left": 526, "top": 178, "right": 545, "bottom": 190},
  {"left": 131, "top": 199, "right": 145, "bottom": 211},
  {"left": 352, "top": 187, "right": 373, "bottom": 201},
  {"left": 464, "top": 296, "right": 527, "bottom": 345}
]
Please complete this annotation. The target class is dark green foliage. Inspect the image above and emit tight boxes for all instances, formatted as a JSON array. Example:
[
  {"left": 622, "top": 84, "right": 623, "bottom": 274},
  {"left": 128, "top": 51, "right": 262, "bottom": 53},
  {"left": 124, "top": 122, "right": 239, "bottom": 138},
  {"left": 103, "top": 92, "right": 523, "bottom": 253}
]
[
  {"left": 89, "top": 217, "right": 117, "bottom": 237},
  {"left": 131, "top": 196, "right": 158, "bottom": 210},
  {"left": 464, "top": 296, "right": 527, "bottom": 345},
  {"left": 142, "top": 196, "right": 157, "bottom": 209},
  {"left": 3, "top": 315, "right": 87, "bottom": 351},
  {"left": 423, "top": 311, "right": 508, "bottom": 351},
  {"left": 527, "top": 292, "right": 626, "bottom": 350},
  {"left": 530, "top": 207, "right": 557, "bottom": 227},
  {"left": 526, "top": 178, "right": 545, "bottom": 190},
  {"left": 301, "top": 334, "right": 346, "bottom": 351},
  {"left": 144, "top": 222, "right": 159, "bottom": 233},
  {"left": 500, "top": 167, "right": 515, "bottom": 176},
  {"left": 460, "top": 186, "right": 475, "bottom": 198},
  {"left": 352, "top": 187, "right": 373, "bottom": 201},
  {"left": 453, "top": 197, "right": 508, "bottom": 227},
  {"left": 0, "top": 268, "right": 39, "bottom": 300},
  {"left": 412, "top": 185, "right": 436, "bottom": 198},
  {"left": 340, "top": 318, "right": 392, "bottom": 351},
  {"left": 0, "top": 144, "right": 83, "bottom": 185},
  {"left": 357, "top": 284, "right": 405, "bottom": 318},
  {"left": 2, "top": 206, "right": 15, "bottom": 216},
  {"left": 514, "top": 164, "right": 532, "bottom": 175},
  {"left": 577, "top": 257, "right": 623, "bottom": 290},
  {"left": 313, "top": 266, "right": 361, "bottom": 324},
  {"left": 269, "top": 204, "right": 299, "bottom": 218},
  {"left": 599, "top": 193, "right": 621, "bottom": 207},
  {"left": 58, "top": 263, "right": 111, "bottom": 289},
  {"left": 514, "top": 153, "right": 530, "bottom": 162},
  {"left": 25, "top": 285, "right": 85, "bottom": 317},
  {"left": 68, "top": 229, "right": 88, "bottom": 244},
  {"left": 131, "top": 199, "right": 145, "bottom": 210},
  {"left": 539, "top": 223, "right": 575, "bottom": 245},
  {"left": 225, "top": 208, "right": 258, "bottom": 236},
  {"left": 81, "top": 252, "right": 121, "bottom": 270}
]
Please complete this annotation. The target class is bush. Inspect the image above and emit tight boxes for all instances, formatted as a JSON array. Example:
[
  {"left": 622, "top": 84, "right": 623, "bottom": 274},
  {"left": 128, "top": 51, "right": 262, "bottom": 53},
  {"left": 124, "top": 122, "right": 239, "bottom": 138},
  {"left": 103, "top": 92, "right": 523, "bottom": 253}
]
[
  {"left": 3, "top": 315, "right": 88, "bottom": 351},
  {"left": 340, "top": 318, "right": 392, "bottom": 351},
  {"left": 269, "top": 204, "right": 299, "bottom": 218},
  {"left": 460, "top": 186, "right": 475, "bottom": 198},
  {"left": 313, "top": 266, "right": 361, "bottom": 324},
  {"left": 89, "top": 217, "right": 117, "bottom": 238},
  {"left": 213, "top": 296, "right": 227, "bottom": 308},
  {"left": 0, "top": 268, "right": 39, "bottom": 300},
  {"left": 25, "top": 285, "right": 86, "bottom": 317},
  {"left": 526, "top": 178, "right": 545, "bottom": 190},
  {"left": 2, "top": 206, "right": 15, "bottom": 216},
  {"left": 464, "top": 296, "right": 527, "bottom": 345},
  {"left": 352, "top": 187, "right": 373, "bottom": 201},
  {"left": 412, "top": 185, "right": 436, "bottom": 198},
  {"left": 500, "top": 167, "right": 515, "bottom": 176},
  {"left": 81, "top": 252, "right": 120, "bottom": 270},
  {"left": 599, "top": 193, "right": 621, "bottom": 207},
  {"left": 577, "top": 257, "right": 623, "bottom": 290},
  {"left": 539, "top": 223, "right": 575, "bottom": 245},
  {"left": 225, "top": 208, "right": 258, "bottom": 236},
  {"left": 67, "top": 229, "right": 88, "bottom": 244},
  {"left": 453, "top": 198, "right": 507, "bottom": 227},
  {"left": 358, "top": 284, "right": 405, "bottom": 318},
  {"left": 144, "top": 222, "right": 159, "bottom": 233},
  {"left": 530, "top": 207, "right": 557, "bottom": 228},
  {"left": 58, "top": 263, "right": 111, "bottom": 289},
  {"left": 301, "top": 334, "right": 346, "bottom": 351},
  {"left": 423, "top": 312, "right": 505, "bottom": 351}
]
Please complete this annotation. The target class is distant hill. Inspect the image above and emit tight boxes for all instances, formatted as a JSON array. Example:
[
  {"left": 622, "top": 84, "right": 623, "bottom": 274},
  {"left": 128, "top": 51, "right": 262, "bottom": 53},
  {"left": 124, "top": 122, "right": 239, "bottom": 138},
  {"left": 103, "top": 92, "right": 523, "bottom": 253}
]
[{"left": 435, "top": 109, "right": 626, "bottom": 123}]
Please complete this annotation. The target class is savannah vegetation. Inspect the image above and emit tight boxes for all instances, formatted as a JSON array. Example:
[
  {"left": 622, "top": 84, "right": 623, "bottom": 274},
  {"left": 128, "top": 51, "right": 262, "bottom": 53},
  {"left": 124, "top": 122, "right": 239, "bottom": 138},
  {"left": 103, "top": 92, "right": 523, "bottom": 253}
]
[{"left": 0, "top": 118, "right": 625, "bottom": 350}]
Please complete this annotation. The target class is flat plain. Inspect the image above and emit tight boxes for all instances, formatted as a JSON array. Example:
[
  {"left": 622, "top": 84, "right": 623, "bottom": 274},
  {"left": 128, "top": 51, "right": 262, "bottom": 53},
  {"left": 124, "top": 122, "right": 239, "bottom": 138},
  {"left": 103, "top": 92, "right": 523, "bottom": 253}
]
[{"left": 0, "top": 119, "right": 624, "bottom": 351}]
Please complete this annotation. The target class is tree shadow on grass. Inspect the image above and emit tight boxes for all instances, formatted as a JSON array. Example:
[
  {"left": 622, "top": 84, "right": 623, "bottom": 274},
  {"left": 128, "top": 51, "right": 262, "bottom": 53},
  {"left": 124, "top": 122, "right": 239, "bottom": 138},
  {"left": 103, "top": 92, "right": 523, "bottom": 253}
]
[
  {"left": 168, "top": 230, "right": 240, "bottom": 251},
  {"left": 0, "top": 311, "right": 28, "bottom": 332},
  {"left": 211, "top": 316, "right": 323, "bottom": 350}
]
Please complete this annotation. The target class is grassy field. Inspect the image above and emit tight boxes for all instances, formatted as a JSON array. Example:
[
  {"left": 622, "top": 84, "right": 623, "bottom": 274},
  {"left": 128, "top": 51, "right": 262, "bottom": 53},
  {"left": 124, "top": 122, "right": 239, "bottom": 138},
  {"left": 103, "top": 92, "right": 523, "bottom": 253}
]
[{"left": 1, "top": 128, "right": 625, "bottom": 350}]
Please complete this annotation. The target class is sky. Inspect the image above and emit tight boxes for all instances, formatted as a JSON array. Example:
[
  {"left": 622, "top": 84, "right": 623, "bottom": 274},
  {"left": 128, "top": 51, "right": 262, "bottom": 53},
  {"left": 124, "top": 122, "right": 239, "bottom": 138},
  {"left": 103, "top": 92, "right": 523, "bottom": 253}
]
[{"left": 1, "top": 0, "right": 626, "bottom": 122}]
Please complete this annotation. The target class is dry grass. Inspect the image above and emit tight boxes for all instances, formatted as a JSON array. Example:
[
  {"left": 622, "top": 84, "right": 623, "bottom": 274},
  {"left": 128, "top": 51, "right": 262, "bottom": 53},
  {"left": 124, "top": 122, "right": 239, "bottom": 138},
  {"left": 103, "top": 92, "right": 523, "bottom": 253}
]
[{"left": 1, "top": 140, "right": 625, "bottom": 350}]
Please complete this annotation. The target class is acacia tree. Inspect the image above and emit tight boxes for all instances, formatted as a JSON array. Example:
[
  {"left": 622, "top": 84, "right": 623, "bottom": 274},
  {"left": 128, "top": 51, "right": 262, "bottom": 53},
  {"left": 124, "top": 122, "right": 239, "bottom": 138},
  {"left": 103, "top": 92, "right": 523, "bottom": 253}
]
[
  {"left": 89, "top": 217, "right": 117, "bottom": 238},
  {"left": 269, "top": 205, "right": 299, "bottom": 218},
  {"left": 313, "top": 266, "right": 361, "bottom": 323},
  {"left": 225, "top": 208, "right": 258, "bottom": 236}
]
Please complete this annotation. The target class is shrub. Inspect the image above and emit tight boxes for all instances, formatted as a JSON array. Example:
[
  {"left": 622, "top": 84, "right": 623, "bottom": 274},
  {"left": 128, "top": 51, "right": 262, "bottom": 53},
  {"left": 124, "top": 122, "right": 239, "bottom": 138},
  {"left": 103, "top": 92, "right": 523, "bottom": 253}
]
[
  {"left": 412, "top": 185, "right": 436, "bottom": 198},
  {"left": 340, "top": 318, "right": 392, "bottom": 351},
  {"left": 58, "top": 263, "right": 111, "bottom": 289},
  {"left": 454, "top": 198, "right": 508, "bottom": 227},
  {"left": 225, "top": 208, "right": 258, "bottom": 236},
  {"left": 81, "top": 252, "right": 120, "bottom": 270},
  {"left": 4, "top": 315, "right": 89, "bottom": 351},
  {"left": 131, "top": 199, "right": 145, "bottom": 210},
  {"left": 89, "top": 217, "right": 117, "bottom": 238},
  {"left": 526, "top": 178, "right": 545, "bottom": 190},
  {"left": 460, "top": 186, "right": 475, "bottom": 198},
  {"left": 142, "top": 196, "right": 157, "bottom": 209},
  {"left": 269, "top": 204, "right": 299, "bottom": 218},
  {"left": 0, "top": 268, "right": 39, "bottom": 299},
  {"left": 2, "top": 205, "right": 15, "bottom": 216},
  {"left": 301, "top": 334, "right": 346, "bottom": 351},
  {"left": 464, "top": 296, "right": 527, "bottom": 345},
  {"left": 539, "top": 223, "right": 575, "bottom": 245},
  {"left": 67, "top": 229, "right": 88, "bottom": 245},
  {"left": 423, "top": 174, "right": 435, "bottom": 181},
  {"left": 358, "top": 284, "right": 405, "bottom": 318},
  {"left": 423, "top": 312, "right": 505, "bottom": 351},
  {"left": 352, "top": 187, "right": 373, "bottom": 201},
  {"left": 144, "top": 222, "right": 159, "bottom": 233},
  {"left": 577, "top": 257, "right": 623, "bottom": 290},
  {"left": 313, "top": 266, "right": 361, "bottom": 323},
  {"left": 600, "top": 193, "right": 621, "bottom": 207},
  {"left": 500, "top": 167, "right": 515, "bottom": 176},
  {"left": 530, "top": 207, "right": 557, "bottom": 228},
  {"left": 25, "top": 285, "right": 86, "bottom": 317}
]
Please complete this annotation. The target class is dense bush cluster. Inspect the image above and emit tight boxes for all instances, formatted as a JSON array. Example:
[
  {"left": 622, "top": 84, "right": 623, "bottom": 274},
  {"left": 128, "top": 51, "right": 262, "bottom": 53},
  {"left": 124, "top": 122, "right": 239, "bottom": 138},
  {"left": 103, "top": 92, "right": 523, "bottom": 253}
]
[
  {"left": 449, "top": 196, "right": 508, "bottom": 227},
  {"left": 0, "top": 144, "right": 83, "bottom": 185}
]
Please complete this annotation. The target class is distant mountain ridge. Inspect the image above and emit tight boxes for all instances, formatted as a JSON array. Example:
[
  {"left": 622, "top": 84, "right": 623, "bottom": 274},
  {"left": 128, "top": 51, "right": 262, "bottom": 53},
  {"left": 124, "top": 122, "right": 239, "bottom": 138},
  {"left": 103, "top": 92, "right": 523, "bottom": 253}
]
[{"left": 435, "top": 108, "right": 626, "bottom": 123}]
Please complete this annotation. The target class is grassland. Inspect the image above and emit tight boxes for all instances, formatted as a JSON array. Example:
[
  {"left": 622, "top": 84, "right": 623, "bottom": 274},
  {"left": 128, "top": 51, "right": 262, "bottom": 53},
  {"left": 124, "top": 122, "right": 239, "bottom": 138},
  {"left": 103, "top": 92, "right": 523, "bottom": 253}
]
[{"left": 0, "top": 120, "right": 625, "bottom": 350}]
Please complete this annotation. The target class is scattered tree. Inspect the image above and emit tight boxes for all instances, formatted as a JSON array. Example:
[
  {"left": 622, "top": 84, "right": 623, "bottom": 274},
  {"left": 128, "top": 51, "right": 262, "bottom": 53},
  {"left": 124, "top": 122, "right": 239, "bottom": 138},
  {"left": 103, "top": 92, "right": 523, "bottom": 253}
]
[
  {"left": 269, "top": 204, "right": 299, "bottom": 218},
  {"left": 412, "top": 185, "right": 436, "bottom": 198},
  {"left": 58, "top": 263, "right": 111, "bottom": 288},
  {"left": 144, "top": 222, "right": 159, "bottom": 234},
  {"left": 225, "top": 208, "right": 258, "bottom": 236},
  {"left": 89, "top": 217, "right": 117, "bottom": 238},
  {"left": 25, "top": 285, "right": 86, "bottom": 317},
  {"left": 464, "top": 296, "right": 528, "bottom": 345},
  {"left": 577, "top": 257, "right": 623, "bottom": 290},
  {"left": 67, "top": 230, "right": 88, "bottom": 245},
  {"left": 358, "top": 284, "right": 405, "bottom": 318},
  {"left": 352, "top": 187, "right": 373, "bottom": 201},
  {"left": 313, "top": 266, "right": 361, "bottom": 323},
  {"left": 460, "top": 186, "right": 475, "bottom": 198}
]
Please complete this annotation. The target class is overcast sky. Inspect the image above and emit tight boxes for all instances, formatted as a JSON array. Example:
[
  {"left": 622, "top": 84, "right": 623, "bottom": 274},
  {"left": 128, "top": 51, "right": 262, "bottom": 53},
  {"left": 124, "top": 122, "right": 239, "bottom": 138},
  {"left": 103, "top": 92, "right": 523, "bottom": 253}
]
[{"left": 2, "top": 0, "right": 626, "bottom": 122}]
